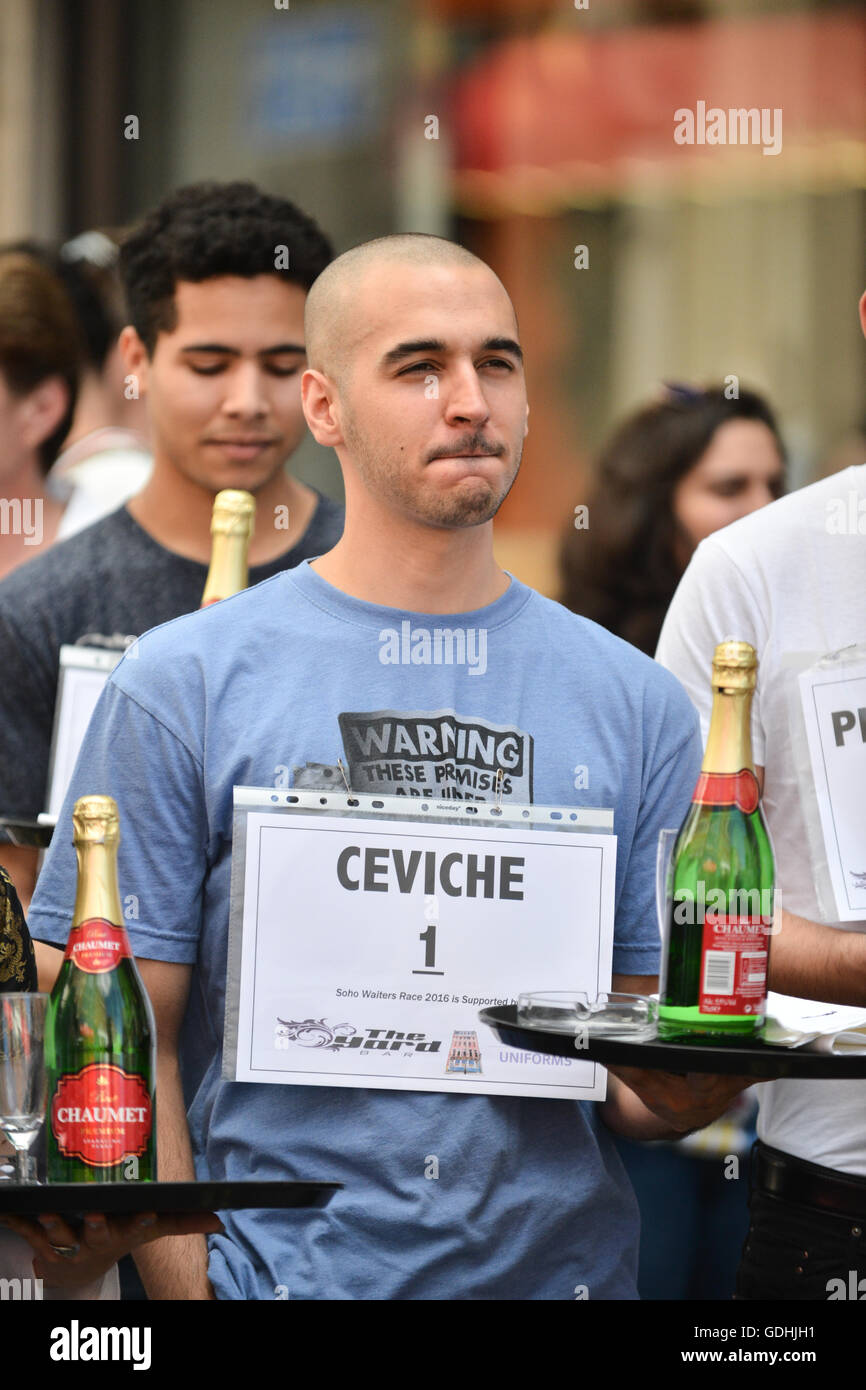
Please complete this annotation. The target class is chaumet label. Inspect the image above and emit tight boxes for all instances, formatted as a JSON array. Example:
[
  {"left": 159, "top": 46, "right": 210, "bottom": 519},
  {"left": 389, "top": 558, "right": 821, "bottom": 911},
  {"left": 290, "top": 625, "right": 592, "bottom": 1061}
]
[
  {"left": 51, "top": 1063, "right": 151, "bottom": 1167},
  {"left": 63, "top": 917, "right": 131, "bottom": 974}
]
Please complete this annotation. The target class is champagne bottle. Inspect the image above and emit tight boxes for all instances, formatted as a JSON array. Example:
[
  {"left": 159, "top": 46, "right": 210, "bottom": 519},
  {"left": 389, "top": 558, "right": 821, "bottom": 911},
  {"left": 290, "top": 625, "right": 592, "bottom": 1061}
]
[
  {"left": 45, "top": 796, "right": 156, "bottom": 1181},
  {"left": 658, "top": 641, "right": 775, "bottom": 1042},
  {"left": 199, "top": 488, "right": 256, "bottom": 607}
]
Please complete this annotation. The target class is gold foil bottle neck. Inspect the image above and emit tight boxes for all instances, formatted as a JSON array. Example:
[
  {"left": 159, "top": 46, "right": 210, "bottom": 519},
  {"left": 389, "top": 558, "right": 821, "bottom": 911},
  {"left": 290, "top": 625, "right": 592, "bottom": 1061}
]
[
  {"left": 201, "top": 491, "right": 255, "bottom": 606},
  {"left": 210, "top": 489, "right": 256, "bottom": 539},
  {"left": 702, "top": 640, "right": 758, "bottom": 774},
  {"left": 72, "top": 795, "right": 120, "bottom": 846},
  {"left": 711, "top": 639, "right": 757, "bottom": 693}
]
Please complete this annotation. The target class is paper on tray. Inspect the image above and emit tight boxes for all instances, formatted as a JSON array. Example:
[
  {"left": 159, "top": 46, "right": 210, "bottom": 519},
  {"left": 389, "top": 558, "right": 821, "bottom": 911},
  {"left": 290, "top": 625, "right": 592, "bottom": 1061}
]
[{"left": 761, "top": 991, "right": 866, "bottom": 1053}]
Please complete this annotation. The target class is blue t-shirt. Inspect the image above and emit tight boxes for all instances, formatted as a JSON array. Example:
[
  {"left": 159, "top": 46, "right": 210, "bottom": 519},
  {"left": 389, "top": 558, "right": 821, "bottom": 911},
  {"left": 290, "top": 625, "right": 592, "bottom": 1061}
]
[{"left": 30, "top": 563, "right": 701, "bottom": 1300}]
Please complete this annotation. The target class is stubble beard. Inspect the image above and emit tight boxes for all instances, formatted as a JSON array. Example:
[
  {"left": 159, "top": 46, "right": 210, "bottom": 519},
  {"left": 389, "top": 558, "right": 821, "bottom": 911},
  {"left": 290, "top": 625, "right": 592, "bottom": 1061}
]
[{"left": 342, "top": 412, "right": 522, "bottom": 529}]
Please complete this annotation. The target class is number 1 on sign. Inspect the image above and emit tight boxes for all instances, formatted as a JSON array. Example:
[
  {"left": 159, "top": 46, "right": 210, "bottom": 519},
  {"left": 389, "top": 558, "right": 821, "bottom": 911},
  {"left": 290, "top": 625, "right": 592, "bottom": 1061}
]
[{"left": 419, "top": 921, "right": 436, "bottom": 969}]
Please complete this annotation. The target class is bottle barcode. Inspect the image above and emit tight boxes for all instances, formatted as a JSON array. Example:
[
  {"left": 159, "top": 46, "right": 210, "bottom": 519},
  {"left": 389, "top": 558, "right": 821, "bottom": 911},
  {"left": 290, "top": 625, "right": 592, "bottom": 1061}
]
[{"left": 703, "top": 951, "right": 735, "bottom": 995}]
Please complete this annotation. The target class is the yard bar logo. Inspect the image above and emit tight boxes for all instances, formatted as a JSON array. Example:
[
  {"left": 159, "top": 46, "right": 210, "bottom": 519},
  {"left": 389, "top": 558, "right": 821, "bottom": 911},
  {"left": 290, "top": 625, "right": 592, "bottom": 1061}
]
[{"left": 275, "top": 1016, "right": 442, "bottom": 1056}]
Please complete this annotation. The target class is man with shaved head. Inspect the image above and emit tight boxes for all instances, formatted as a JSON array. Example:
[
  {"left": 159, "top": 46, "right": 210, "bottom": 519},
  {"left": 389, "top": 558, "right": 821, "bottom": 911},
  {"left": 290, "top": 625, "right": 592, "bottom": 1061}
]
[{"left": 27, "top": 233, "right": 750, "bottom": 1300}]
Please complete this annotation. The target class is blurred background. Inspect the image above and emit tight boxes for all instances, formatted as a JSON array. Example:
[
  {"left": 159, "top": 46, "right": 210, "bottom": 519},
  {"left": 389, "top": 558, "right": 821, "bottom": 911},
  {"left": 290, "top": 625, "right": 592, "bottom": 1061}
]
[{"left": 1, "top": 0, "right": 864, "bottom": 593}]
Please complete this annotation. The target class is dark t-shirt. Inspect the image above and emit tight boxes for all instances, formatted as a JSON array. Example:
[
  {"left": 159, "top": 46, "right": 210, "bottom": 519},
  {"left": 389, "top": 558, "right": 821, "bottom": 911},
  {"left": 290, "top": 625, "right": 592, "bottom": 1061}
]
[{"left": 0, "top": 493, "right": 344, "bottom": 819}]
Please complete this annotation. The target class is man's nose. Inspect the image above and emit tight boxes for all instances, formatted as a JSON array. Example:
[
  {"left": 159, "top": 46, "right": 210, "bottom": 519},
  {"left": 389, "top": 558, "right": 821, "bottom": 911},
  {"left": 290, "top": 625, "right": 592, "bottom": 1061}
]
[
  {"left": 222, "top": 364, "right": 268, "bottom": 417},
  {"left": 443, "top": 366, "right": 490, "bottom": 426}
]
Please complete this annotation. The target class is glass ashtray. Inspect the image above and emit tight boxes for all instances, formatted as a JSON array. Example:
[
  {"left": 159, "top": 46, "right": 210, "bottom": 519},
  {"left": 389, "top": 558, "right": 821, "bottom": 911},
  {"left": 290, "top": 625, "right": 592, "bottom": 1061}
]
[{"left": 516, "top": 991, "right": 658, "bottom": 1039}]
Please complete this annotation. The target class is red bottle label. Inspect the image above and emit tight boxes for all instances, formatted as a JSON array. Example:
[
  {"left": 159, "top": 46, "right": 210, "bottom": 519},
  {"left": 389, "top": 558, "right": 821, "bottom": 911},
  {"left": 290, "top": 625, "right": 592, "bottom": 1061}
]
[
  {"left": 51, "top": 1063, "right": 152, "bottom": 1167},
  {"left": 693, "top": 769, "right": 759, "bottom": 814},
  {"left": 698, "top": 914, "right": 768, "bottom": 1015},
  {"left": 63, "top": 917, "right": 132, "bottom": 974}
]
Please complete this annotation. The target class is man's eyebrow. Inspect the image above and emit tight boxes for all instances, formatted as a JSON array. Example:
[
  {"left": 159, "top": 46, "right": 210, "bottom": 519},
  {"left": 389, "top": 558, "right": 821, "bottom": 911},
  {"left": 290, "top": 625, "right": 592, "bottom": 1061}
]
[
  {"left": 380, "top": 336, "right": 524, "bottom": 368},
  {"left": 483, "top": 336, "right": 523, "bottom": 363},
  {"left": 180, "top": 342, "right": 306, "bottom": 356},
  {"left": 380, "top": 339, "right": 447, "bottom": 368}
]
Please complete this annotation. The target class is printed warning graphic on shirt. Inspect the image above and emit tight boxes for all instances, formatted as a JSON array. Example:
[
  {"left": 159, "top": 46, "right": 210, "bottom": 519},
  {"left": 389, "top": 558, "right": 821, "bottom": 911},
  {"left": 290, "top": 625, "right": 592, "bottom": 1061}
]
[{"left": 293, "top": 709, "right": 534, "bottom": 803}]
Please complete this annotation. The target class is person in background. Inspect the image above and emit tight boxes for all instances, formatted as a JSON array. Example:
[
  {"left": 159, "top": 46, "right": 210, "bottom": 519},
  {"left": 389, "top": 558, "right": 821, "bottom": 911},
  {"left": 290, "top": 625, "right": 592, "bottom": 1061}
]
[
  {"left": 42, "top": 232, "right": 152, "bottom": 538},
  {"left": 560, "top": 384, "right": 786, "bottom": 656},
  {"left": 0, "top": 252, "right": 81, "bottom": 580},
  {"left": 654, "top": 287, "right": 866, "bottom": 1299},
  {"left": 559, "top": 383, "right": 787, "bottom": 1299},
  {"left": 0, "top": 180, "right": 343, "bottom": 916},
  {"left": 0, "top": 180, "right": 339, "bottom": 1302}
]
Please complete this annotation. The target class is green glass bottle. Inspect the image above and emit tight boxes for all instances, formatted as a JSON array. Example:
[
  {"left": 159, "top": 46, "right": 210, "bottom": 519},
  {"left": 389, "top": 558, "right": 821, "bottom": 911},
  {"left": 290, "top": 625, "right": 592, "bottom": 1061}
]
[
  {"left": 45, "top": 795, "right": 156, "bottom": 1181},
  {"left": 659, "top": 641, "right": 775, "bottom": 1042}
]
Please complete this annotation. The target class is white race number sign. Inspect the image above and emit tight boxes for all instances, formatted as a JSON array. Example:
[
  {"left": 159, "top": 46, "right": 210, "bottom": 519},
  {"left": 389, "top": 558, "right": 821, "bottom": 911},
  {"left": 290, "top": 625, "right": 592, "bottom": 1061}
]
[
  {"left": 224, "top": 792, "right": 617, "bottom": 1101},
  {"left": 799, "top": 651, "right": 866, "bottom": 921}
]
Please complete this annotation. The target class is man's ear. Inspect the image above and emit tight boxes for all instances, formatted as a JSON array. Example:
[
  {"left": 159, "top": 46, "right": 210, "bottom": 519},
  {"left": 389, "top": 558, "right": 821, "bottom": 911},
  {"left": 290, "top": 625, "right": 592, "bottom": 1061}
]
[
  {"left": 302, "top": 368, "right": 344, "bottom": 447},
  {"left": 859, "top": 290, "right": 866, "bottom": 343},
  {"left": 17, "top": 376, "right": 69, "bottom": 452},
  {"left": 524, "top": 402, "right": 530, "bottom": 439},
  {"left": 119, "top": 325, "right": 150, "bottom": 395}
]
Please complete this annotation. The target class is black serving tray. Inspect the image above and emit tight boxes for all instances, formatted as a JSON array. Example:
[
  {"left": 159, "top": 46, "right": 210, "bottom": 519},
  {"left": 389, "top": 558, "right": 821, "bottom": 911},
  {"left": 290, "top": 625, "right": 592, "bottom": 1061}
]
[
  {"left": 0, "top": 1179, "right": 342, "bottom": 1219},
  {"left": 479, "top": 1005, "right": 866, "bottom": 1079}
]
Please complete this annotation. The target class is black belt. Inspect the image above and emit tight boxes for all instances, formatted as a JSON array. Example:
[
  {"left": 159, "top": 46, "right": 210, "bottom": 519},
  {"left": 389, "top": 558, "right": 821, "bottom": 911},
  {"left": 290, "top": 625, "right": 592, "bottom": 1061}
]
[{"left": 754, "top": 1140, "right": 866, "bottom": 1222}]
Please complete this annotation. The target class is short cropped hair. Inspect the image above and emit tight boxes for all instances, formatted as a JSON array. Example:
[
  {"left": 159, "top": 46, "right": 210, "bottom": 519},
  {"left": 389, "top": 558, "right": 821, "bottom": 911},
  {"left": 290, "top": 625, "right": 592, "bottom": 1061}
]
[
  {"left": 119, "top": 181, "right": 334, "bottom": 354},
  {"left": 0, "top": 252, "right": 81, "bottom": 472},
  {"left": 304, "top": 233, "right": 499, "bottom": 384}
]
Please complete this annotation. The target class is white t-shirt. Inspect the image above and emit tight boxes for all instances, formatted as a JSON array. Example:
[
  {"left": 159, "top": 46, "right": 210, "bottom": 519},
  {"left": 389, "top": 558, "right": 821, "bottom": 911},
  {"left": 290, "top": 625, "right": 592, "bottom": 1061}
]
[
  {"left": 656, "top": 464, "right": 866, "bottom": 1176},
  {"left": 48, "top": 430, "right": 152, "bottom": 541}
]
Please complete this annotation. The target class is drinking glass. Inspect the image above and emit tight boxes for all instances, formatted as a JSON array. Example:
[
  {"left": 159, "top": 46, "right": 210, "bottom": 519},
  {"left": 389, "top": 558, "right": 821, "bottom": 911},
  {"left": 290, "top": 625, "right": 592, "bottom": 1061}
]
[{"left": 0, "top": 993, "right": 48, "bottom": 1184}]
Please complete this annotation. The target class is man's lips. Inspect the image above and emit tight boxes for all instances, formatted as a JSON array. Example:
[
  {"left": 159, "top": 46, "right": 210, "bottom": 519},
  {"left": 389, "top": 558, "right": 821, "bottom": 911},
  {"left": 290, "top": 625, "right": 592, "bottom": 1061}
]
[
  {"left": 427, "top": 449, "right": 503, "bottom": 462},
  {"left": 204, "top": 437, "right": 279, "bottom": 459}
]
